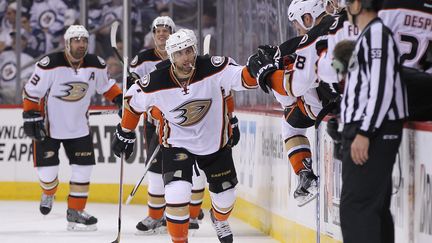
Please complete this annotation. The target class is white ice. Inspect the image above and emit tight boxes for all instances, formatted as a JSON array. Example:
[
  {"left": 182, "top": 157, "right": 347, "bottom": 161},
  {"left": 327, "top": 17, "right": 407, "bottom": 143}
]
[{"left": 0, "top": 201, "right": 278, "bottom": 243}]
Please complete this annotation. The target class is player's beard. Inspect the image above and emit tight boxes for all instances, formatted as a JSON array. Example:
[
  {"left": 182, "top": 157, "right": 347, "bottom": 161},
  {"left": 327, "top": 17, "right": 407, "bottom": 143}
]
[{"left": 70, "top": 48, "right": 86, "bottom": 61}]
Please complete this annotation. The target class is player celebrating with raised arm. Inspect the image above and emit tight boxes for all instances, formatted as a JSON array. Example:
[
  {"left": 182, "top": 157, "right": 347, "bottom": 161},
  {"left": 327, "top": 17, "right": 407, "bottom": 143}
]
[
  {"left": 128, "top": 16, "right": 206, "bottom": 234},
  {"left": 112, "top": 29, "right": 256, "bottom": 243},
  {"left": 22, "top": 25, "right": 123, "bottom": 231}
]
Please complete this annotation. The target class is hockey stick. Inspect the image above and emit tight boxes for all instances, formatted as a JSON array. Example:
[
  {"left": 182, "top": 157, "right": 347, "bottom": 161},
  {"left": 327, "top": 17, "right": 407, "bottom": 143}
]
[
  {"left": 315, "top": 125, "right": 321, "bottom": 243},
  {"left": 110, "top": 21, "right": 131, "bottom": 76},
  {"left": 111, "top": 56, "right": 128, "bottom": 243},
  {"left": 203, "top": 34, "right": 211, "bottom": 55},
  {"left": 125, "top": 144, "right": 161, "bottom": 205},
  {"left": 89, "top": 110, "right": 117, "bottom": 116}
]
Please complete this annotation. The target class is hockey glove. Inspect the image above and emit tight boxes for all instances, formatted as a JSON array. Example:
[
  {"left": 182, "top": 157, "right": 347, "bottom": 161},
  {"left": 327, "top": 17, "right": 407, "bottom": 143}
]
[
  {"left": 127, "top": 72, "right": 140, "bottom": 90},
  {"left": 258, "top": 45, "right": 281, "bottom": 66},
  {"left": 230, "top": 116, "right": 240, "bottom": 147},
  {"left": 112, "top": 124, "right": 136, "bottom": 160},
  {"left": 246, "top": 49, "right": 278, "bottom": 93},
  {"left": 112, "top": 94, "right": 123, "bottom": 118},
  {"left": 23, "top": 110, "right": 46, "bottom": 141}
]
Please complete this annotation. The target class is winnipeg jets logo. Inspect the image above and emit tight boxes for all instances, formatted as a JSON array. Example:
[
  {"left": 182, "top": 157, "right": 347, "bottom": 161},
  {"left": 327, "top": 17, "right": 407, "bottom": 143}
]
[
  {"left": 1, "top": 62, "right": 17, "bottom": 81},
  {"left": 170, "top": 99, "right": 212, "bottom": 126},
  {"left": 39, "top": 10, "right": 56, "bottom": 28},
  {"left": 56, "top": 82, "right": 89, "bottom": 102}
]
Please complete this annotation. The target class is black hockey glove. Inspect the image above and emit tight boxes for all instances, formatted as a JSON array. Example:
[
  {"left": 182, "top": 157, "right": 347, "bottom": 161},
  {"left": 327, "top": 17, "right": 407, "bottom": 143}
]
[
  {"left": 230, "top": 116, "right": 240, "bottom": 147},
  {"left": 112, "top": 124, "right": 136, "bottom": 160},
  {"left": 246, "top": 49, "right": 278, "bottom": 93},
  {"left": 326, "top": 117, "right": 341, "bottom": 142},
  {"left": 23, "top": 110, "right": 46, "bottom": 141},
  {"left": 112, "top": 94, "right": 123, "bottom": 118},
  {"left": 258, "top": 44, "right": 281, "bottom": 67},
  {"left": 127, "top": 72, "right": 140, "bottom": 90}
]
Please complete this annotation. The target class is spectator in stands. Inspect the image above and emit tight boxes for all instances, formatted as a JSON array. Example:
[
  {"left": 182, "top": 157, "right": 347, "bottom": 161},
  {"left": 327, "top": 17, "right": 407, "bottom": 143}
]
[
  {"left": 0, "top": 29, "right": 33, "bottom": 104},
  {"left": 0, "top": 1, "right": 20, "bottom": 53},
  {"left": 29, "top": 0, "right": 68, "bottom": 51},
  {"left": 21, "top": 12, "right": 47, "bottom": 58}
]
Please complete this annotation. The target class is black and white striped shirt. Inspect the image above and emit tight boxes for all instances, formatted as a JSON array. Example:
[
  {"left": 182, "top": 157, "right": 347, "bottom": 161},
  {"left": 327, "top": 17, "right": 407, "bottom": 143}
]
[{"left": 341, "top": 18, "right": 408, "bottom": 137}]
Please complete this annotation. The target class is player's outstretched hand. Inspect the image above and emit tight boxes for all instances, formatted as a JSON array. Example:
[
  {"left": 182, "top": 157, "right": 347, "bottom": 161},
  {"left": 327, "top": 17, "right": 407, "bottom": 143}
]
[
  {"left": 23, "top": 110, "right": 46, "bottom": 141},
  {"left": 246, "top": 50, "right": 277, "bottom": 93},
  {"left": 112, "top": 124, "right": 136, "bottom": 160}
]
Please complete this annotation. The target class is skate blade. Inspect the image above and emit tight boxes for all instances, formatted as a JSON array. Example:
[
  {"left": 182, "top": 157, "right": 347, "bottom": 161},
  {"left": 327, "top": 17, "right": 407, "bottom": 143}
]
[
  {"left": 135, "top": 226, "right": 167, "bottom": 235},
  {"left": 67, "top": 222, "right": 97, "bottom": 231},
  {"left": 296, "top": 191, "right": 318, "bottom": 207}
]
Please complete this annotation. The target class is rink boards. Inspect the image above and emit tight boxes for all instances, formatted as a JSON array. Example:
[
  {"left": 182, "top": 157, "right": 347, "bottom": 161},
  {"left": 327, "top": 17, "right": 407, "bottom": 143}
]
[{"left": 0, "top": 107, "right": 431, "bottom": 243}]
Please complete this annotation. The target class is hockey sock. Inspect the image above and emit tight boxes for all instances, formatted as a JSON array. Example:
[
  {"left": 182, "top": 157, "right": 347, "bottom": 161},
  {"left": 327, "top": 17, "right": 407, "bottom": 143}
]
[
  {"left": 285, "top": 135, "right": 311, "bottom": 174},
  {"left": 40, "top": 177, "right": 59, "bottom": 195},
  {"left": 148, "top": 192, "right": 165, "bottom": 219},
  {"left": 68, "top": 181, "right": 89, "bottom": 211},
  {"left": 189, "top": 188, "right": 204, "bottom": 219},
  {"left": 166, "top": 203, "right": 189, "bottom": 243}
]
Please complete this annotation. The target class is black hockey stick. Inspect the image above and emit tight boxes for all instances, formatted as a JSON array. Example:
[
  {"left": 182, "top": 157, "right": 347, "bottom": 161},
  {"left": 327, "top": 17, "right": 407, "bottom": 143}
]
[
  {"left": 125, "top": 143, "right": 160, "bottom": 205},
  {"left": 89, "top": 110, "right": 117, "bottom": 116}
]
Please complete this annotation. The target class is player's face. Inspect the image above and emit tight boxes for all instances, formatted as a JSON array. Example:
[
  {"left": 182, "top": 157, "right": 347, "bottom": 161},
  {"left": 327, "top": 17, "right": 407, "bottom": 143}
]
[
  {"left": 292, "top": 20, "right": 307, "bottom": 35},
  {"left": 153, "top": 26, "right": 171, "bottom": 50},
  {"left": 325, "top": 0, "right": 337, "bottom": 15},
  {"left": 173, "top": 46, "right": 196, "bottom": 75},
  {"left": 69, "top": 37, "right": 88, "bottom": 60}
]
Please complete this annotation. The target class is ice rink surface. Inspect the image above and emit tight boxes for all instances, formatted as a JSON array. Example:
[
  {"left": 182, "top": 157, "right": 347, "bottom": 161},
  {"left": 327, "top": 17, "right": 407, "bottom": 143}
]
[{"left": 0, "top": 201, "right": 278, "bottom": 243}]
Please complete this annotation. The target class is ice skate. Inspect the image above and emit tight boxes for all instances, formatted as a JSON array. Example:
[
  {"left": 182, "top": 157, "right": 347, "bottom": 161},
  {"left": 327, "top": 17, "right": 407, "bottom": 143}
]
[
  {"left": 66, "top": 208, "right": 97, "bottom": 231},
  {"left": 39, "top": 194, "right": 54, "bottom": 215},
  {"left": 294, "top": 158, "right": 318, "bottom": 207},
  {"left": 136, "top": 216, "right": 167, "bottom": 235},
  {"left": 210, "top": 209, "right": 233, "bottom": 243}
]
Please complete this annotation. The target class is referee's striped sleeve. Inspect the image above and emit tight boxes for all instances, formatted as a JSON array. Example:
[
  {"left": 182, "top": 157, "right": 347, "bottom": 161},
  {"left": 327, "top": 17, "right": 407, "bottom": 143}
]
[{"left": 359, "top": 24, "right": 398, "bottom": 136}]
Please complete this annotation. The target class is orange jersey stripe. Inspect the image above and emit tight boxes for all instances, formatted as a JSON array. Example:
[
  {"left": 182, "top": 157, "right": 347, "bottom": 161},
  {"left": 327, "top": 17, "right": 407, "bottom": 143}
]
[
  {"left": 103, "top": 84, "right": 122, "bottom": 102},
  {"left": 269, "top": 70, "right": 288, "bottom": 96},
  {"left": 23, "top": 99, "right": 40, "bottom": 112},
  {"left": 241, "top": 67, "right": 257, "bottom": 88}
]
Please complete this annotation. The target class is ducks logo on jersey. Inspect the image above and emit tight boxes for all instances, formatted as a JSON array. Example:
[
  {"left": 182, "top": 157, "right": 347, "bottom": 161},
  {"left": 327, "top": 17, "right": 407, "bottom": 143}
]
[
  {"left": 171, "top": 99, "right": 212, "bottom": 126},
  {"left": 56, "top": 82, "right": 89, "bottom": 101}
]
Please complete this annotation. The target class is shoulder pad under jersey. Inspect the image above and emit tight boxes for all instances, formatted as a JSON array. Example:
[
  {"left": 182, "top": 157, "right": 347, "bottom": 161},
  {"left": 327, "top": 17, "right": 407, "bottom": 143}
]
[
  {"left": 382, "top": 0, "right": 432, "bottom": 13},
  {"left": 82, "top": 54, "right": 106, "bottom": 69},
  {"left": 297, "top": 15, "right": 335, "bottom": 49},
  {"left": 130, "top": 49, "right": 161, "bottom": 67},
  {"left": 36, "top": 52, "right": 68, "bottom": 69},
  {"left": 328, "top": 10, "right": 348, "bottom": 35},
  {"left": 193, "top": 55, "right": 229, "bottom": 81},
  {"left": 279, "top": 36, "right": 303, "bottom": 56},
  {"left": 155, "top": 59, "right": 171, "bottom": 70}
]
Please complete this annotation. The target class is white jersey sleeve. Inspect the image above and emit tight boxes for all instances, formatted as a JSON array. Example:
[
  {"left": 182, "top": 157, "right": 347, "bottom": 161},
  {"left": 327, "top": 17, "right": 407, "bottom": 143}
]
[
  {"left": 127, "top": 80, "right": 155, "bottom": 114},
  {"left": 24, "top": 64, "right": 54, "bottom": 100},
  {"left": 94, "top": 57, "right": 117, "bottom": 95},
  {"left": 219, "top": 57, "right": 258, "bottom": 92}
]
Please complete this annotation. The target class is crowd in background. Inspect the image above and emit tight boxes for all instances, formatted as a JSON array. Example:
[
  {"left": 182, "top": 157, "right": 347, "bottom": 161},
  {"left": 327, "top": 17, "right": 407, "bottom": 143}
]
[{"left": 0, "top": 0, "right": 294, "bottom": 108}]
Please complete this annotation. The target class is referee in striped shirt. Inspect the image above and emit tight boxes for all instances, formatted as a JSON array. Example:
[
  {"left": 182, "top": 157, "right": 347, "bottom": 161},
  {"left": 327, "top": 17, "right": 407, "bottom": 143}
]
[{"left": 339, "top": 1, "right": 408, "bottom": 243}]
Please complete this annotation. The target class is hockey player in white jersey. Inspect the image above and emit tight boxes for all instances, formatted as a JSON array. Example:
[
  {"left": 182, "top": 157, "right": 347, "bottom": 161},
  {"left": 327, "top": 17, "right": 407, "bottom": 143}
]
[
  {"left": 112, "top": 29, "right": 257, "bottom": 243},
  {"left": 378, "top": 0, "right": 432, "bottom": 120},
  {"left": 247, "top": 0, "right": 333, "bottom": 206},
  {"left": 22, "top": 25, "right": 123, "bottom": 231},
  {"left": 128, "top": 16, "right": 206, "bottom": 234}
]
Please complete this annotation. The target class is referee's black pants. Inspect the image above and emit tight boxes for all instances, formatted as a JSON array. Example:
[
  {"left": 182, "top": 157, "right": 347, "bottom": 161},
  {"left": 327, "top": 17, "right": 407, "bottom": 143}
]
[{"left": 340, "top": 120, "right": 403, "bottom": 243}]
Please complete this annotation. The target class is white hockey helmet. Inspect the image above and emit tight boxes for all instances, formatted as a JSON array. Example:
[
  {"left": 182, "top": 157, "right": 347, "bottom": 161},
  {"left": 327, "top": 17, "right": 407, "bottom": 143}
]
[
  {"left": 64, "top": 25, "right": 89, "bottom": 54},
  {"left": 152, "top": 16, "right": 176, "bottom": 34},
  {"left": 288, "top": 0, "right": 326, "bottom": 31},
  {"left": 165, "top": 28, "right": 197, "bottom": 64}
]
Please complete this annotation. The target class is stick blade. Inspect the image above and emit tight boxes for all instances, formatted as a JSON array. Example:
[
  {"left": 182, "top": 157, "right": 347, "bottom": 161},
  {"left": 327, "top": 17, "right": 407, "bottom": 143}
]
[
  {"left": 203, "top": 34, "right": 211, "bottom": 55},
  {"left": 110, "top": 21, "right": 120, "bottom": 48}
]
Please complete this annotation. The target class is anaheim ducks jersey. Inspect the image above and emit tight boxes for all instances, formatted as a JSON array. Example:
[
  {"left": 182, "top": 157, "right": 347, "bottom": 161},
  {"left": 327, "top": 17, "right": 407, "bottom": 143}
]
[
  {"left": 317, "top": 10, "right": 359, "bottom": 84},
  {"left": 379, "top": 0, "right": 432, "bottom": 72},
  {"left": 23, "top": 52, "right": 117, "bottom": 139},
  {"left": 124, "top": 56, "right": 257, "bottom": 155},
  {"left": 130, "top": 48, "right": 164, "bottom": 79},
  {"left": 288, "top": 15, "right": 335, "bottom": 97}
]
